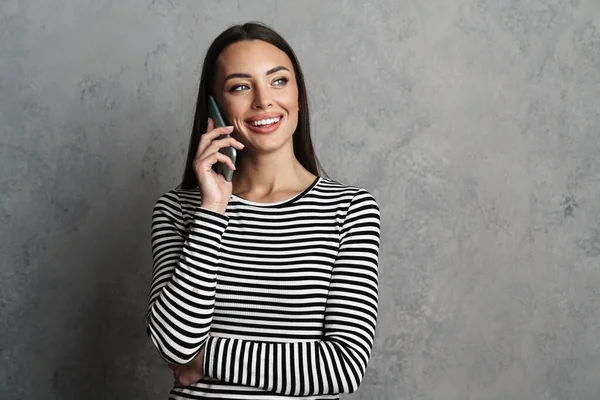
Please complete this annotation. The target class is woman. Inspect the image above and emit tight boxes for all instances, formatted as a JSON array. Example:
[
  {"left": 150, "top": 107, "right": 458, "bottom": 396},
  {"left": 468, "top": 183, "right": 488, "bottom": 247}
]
[{"left": 147, "top": 22, "right": 381, "bottom": 399}]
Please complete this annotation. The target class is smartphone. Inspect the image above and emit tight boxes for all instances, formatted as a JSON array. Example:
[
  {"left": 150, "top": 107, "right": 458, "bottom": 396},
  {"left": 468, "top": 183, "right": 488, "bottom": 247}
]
[{"left": 207, "top": 96, "right": 237, "bottom": 182}]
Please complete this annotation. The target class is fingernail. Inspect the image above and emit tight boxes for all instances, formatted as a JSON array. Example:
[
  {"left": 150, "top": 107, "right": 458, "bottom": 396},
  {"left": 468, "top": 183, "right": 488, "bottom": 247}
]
[
  {"left": 226, "top": 126, "right": 234, "bottom": 131},
  {"left": 238, "top": 142, "right": 245, "bottom": 147}
]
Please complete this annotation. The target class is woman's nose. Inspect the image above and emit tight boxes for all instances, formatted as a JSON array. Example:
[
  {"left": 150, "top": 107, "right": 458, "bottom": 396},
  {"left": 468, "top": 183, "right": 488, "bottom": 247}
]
[{"left": 252, "top": 85, "right": 273, "bottom": 109}]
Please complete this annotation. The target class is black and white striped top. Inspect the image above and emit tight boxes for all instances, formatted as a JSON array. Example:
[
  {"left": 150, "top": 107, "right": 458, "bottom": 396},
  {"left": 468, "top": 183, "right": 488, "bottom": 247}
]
[{"left": 147, "top": 177, "right": 381, "bottom": 399}]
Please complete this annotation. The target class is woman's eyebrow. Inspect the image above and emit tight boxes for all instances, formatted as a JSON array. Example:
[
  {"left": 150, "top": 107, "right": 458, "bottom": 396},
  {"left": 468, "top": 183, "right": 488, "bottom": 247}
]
[
  {"left": 223, "top": 66, "right": 290, "bottom": 83},
  {"left": 266, "top": 65, "right": 289, "bottom": 75},
  {"left": 224, "top": 72, "right": 251, "bottom": 83}
]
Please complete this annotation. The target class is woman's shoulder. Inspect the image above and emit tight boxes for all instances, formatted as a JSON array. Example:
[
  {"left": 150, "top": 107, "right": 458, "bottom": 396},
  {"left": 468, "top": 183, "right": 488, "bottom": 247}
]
[
  {"left": 314, "top": 177, "right": 378, "bottom": 204},
  {"left": 153, "top": 186, "right": 202, "bottom": 217}
]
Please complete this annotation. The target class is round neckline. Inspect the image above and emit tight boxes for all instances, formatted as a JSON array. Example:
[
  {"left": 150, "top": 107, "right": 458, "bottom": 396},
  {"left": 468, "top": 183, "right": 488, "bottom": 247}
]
[{"left": 230, "top": 176, "right": 321, "bottom": 207}]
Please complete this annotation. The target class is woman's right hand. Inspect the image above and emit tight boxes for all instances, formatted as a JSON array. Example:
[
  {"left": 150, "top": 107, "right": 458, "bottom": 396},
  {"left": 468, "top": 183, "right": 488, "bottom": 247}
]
[{"left": 194, "top": 118, "right": 245, "bottom": 214}]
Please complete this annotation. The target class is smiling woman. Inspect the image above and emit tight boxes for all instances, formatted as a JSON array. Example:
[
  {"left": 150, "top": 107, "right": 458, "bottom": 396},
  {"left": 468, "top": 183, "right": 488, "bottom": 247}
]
[
  {"left": 213, "top": 40, "right": 300, "bottom": 158},
  {"left": 180, "top": 22, "right": 320, "bottom": 192},
  {"left": 146, "top": 22, "right": 381, "bottom": 400}
]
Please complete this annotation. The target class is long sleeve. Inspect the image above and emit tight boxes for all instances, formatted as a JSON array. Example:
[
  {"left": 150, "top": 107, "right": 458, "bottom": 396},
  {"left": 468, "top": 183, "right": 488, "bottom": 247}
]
[
  {"left": 146, "top": 190, "right": 229, "bottom": 365},
  {"left": 202, "top": 189, "right": 380, "bottom": 395}
]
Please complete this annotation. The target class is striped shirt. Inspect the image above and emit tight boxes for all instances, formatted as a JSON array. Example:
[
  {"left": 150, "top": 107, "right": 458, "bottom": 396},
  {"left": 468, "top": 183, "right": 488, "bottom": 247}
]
[{"left": 147, "top": 177, "right": 381, "bottom": 399}]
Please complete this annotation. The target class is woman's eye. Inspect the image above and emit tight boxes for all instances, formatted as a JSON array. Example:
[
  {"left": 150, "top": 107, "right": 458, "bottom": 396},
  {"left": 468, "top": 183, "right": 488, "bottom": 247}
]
[
  {"left": 231, "top": 84, "right": 250, "bottom": 92},
  {"left": 273, "top": 77, "right": 288, "bottom": 86}
]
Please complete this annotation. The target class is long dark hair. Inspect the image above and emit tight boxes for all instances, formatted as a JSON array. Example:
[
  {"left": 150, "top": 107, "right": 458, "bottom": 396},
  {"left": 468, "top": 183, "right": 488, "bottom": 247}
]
[{"left": 180, "top": 22, "right": 325, "bottom": 189}]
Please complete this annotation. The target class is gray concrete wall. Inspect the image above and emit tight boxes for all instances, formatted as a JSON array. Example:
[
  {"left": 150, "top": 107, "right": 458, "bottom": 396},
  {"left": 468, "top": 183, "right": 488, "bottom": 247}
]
[{"left": 1, "top": 1, "right": 599, "bottom": 399}]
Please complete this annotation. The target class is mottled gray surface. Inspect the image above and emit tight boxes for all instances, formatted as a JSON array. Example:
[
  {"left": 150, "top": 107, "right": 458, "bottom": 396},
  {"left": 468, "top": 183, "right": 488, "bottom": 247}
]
[{"left": 1, "top": 0, "right": 599, "bottom": 399}]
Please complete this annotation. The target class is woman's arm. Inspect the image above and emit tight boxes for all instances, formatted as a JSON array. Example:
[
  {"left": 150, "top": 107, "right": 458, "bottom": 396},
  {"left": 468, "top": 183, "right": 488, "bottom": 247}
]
[
  {"left": 146, "top": 190, "right": 229, "bottom": 365},
  {"left": 202, "top": 190, "right": 381, "bottom": 395}
]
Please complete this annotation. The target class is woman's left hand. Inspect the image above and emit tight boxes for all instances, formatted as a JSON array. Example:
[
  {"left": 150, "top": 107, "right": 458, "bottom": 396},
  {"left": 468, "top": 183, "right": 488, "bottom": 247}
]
[{"left": 168, "top": 347, "right": 205, "bottom": 387}]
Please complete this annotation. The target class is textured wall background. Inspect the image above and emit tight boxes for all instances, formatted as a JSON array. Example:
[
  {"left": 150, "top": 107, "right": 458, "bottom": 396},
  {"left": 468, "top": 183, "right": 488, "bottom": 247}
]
[{"left": 1, "top": 0, "right": 600, "bottom": 399}]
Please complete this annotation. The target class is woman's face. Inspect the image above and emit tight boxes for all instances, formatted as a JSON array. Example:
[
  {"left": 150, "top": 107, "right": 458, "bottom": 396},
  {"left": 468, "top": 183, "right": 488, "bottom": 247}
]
[{"left": 213, "top": 40, "right": 300, "bottom": 154}]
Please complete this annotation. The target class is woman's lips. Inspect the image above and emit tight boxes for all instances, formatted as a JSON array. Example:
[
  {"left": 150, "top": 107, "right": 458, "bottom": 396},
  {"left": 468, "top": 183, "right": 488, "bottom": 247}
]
[{"left": 244, "top": 116, "right": 283, "bottom": 134}]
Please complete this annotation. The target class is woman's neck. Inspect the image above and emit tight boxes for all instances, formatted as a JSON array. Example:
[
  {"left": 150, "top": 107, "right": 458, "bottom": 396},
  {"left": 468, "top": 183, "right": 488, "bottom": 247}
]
[{"left": 231, "top": 150, "right": 316, "bottom": 203}]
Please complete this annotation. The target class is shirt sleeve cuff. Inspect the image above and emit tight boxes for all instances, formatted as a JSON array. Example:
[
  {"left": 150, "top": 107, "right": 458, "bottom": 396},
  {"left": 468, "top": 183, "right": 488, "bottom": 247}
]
[
  {"left": 203, "top": 335, "right": 217, "bottom": 379},
  {"left": 194, "top": 206, "right": 230, "bottom": 223}
]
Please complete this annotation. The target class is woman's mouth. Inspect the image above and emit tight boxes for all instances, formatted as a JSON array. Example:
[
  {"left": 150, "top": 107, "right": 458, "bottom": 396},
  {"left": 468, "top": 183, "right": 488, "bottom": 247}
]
[{"left": 244, "top": 115, "right": 283, "bottom": 134}]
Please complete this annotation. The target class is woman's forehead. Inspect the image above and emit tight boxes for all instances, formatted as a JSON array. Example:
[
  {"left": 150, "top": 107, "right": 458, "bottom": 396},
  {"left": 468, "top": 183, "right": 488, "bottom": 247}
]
[{"left": 217, "top": 40, "right": 293, "bottom": 74}]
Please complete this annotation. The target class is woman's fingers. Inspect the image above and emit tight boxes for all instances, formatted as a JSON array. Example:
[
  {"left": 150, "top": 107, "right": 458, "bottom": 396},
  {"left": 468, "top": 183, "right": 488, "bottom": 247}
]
[
  {"left": 191, "top": 119, "right": 240, "bottom": 209},
  {"left": 202, "top": 120, "right": 233, "bottom": 142},
  {"left": 202, "top": 137, "right": 244, "bottom": 157},
  {"left": 196, "top": 125, "right": 235, "bottom": 156},
  {"left": 194, "top": 138, "right": 243, "bottom": 171},
  {"left": 195, "top": 151, "right": 237, "bottom": 174},
  {"left": 195, "top": 129, "right": 243, "bottom": 167},
  {"left": 172, "top": 369, "right": 202, "bottom": 387}
]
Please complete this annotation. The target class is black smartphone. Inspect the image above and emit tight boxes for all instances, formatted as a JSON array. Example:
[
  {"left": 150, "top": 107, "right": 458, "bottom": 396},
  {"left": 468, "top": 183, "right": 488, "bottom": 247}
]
[{"left": 207, "top": 96, "right": 237, "bottom": 182}]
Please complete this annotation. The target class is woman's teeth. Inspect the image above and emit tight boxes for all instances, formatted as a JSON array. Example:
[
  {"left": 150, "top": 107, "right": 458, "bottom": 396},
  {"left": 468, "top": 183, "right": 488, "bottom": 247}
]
[{"left": 250, "top": 117, "right": 281, "bottom": 126}]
